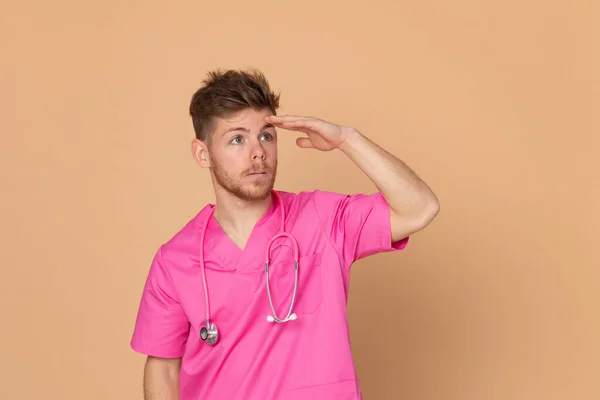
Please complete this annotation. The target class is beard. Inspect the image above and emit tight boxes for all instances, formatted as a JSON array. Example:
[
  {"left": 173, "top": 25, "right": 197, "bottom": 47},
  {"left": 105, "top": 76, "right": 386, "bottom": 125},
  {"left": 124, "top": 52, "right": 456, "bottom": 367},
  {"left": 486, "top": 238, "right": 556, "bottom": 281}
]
[{"left": 211, "top": 158, "right": 277, "bottom": 202}]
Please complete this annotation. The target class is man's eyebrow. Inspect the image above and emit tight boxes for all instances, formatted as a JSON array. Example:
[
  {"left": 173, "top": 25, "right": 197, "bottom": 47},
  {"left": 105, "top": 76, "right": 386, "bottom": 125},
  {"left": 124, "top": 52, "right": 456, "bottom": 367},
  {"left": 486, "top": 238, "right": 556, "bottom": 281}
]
[
  {"left": 222, "top": 124, "right": 275, "bottom": 136},
  {"left": 222, "top": 126, "right": 249, "bottom": 135}
]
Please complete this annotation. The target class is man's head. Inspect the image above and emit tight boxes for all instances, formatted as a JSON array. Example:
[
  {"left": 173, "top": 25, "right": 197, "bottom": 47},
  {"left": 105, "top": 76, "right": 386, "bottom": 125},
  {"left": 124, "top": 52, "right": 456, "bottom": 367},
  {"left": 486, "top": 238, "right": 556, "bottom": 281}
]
[{"left": 189, "top": 69, "right": 280, "bottom": 202}]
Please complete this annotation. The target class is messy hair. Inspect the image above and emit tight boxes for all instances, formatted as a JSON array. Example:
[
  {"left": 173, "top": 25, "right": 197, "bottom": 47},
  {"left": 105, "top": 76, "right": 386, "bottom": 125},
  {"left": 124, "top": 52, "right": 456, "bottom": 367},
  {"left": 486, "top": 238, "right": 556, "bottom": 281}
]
[{"left": 189, "top": 68, "right": 280, "bottom": 143}]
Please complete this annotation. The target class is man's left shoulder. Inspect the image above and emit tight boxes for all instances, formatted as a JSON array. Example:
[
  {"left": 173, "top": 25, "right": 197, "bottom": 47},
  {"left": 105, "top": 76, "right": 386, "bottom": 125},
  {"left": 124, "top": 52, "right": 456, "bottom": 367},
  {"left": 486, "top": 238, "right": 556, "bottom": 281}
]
[
  {"left": 276, "top": 189, "right": 358, "bottom": 220},
  {"left": 276, "top": 189, "right": 307, "bottom": 209},
  {"left": 276, "top": 189, "right": 330, "bottom": 209},
  {"left": 276, "top": 188, "right": 348, "bottom": 204}
]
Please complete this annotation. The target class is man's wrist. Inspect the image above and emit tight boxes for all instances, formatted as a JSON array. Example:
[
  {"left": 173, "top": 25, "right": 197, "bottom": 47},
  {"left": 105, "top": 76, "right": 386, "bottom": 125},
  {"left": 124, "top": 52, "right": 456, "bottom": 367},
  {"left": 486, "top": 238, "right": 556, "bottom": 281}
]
[{"left": 337, "top": 127, "right": 363, "bottom": 154}]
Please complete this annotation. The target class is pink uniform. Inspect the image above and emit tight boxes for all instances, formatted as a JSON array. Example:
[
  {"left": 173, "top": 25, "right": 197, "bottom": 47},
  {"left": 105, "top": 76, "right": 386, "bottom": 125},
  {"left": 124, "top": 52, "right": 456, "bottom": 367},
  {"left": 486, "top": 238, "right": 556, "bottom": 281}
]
[{"left": 130, "top": 190, "right": 409, "bottom": 399}]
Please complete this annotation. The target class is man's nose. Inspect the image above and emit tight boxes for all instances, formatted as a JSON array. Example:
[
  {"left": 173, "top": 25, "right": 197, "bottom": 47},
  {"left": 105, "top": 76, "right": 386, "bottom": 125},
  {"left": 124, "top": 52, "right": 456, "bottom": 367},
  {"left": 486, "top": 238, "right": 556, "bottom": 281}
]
[{"left": 251, "top": 142, "right": 266, "bottom": 160}]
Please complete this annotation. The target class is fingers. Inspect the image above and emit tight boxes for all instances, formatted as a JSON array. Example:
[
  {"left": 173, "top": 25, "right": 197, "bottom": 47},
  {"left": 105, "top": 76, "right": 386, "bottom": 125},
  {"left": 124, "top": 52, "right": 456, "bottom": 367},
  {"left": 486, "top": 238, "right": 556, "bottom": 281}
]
[
  {"left": 268, "top": 114, "right": 314, "bottom": 122},
  {"left": 295, "top": 137, "right": 313, "bottom": 148},
  {"left": 267, "top": 115, "right": 322, "bottom": 131},
  {"left": 267, "top": 115, "right": 317, "bottom": 125}
]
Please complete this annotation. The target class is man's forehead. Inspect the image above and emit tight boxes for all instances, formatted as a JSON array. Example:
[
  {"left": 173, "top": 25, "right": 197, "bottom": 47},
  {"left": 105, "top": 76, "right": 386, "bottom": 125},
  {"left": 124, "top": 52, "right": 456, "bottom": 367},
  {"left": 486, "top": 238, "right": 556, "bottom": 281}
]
[
  {"left": 221, "top": 108, "right": 271, "bottom": 123},
  {"left": 215, "top": 109, "right": 275, "bottom": 133}
]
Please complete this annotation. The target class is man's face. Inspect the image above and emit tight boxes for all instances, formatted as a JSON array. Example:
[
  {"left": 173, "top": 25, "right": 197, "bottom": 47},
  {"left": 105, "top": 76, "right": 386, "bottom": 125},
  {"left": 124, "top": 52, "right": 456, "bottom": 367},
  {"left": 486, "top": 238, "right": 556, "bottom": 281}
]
[{"left": 206, "top": 107, "right": 278, "bottom": 201}]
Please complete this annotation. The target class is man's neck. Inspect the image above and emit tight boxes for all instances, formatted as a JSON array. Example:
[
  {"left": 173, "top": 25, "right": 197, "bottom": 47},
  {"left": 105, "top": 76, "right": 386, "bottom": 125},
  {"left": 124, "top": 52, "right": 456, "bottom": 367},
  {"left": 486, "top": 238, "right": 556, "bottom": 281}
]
[{"left": 212, "top": 190, "right": 273, "bottom": 250}]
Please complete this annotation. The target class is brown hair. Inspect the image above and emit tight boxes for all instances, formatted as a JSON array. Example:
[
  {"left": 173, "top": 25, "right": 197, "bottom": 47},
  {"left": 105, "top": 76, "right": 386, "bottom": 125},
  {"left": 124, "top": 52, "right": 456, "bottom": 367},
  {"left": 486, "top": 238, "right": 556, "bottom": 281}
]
[{"left": 189, "top": 68, "right": 280, "bottom": 143}]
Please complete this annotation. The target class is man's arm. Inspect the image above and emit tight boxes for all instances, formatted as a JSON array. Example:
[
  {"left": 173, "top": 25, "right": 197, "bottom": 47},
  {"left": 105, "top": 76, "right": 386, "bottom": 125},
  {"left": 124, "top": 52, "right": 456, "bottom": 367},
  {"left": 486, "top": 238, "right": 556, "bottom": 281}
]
[
  {"left": 338, "top": 128, "right": 440, "bottom": 241},
  {"left": 130, "top": 246, "right": 190, "bottom": 398},
  {"left": 267, "top": 114, "right": 440, "bottom": 242},
  {"left": 143, "top": 356, "right": 181, "bottom": 400}
]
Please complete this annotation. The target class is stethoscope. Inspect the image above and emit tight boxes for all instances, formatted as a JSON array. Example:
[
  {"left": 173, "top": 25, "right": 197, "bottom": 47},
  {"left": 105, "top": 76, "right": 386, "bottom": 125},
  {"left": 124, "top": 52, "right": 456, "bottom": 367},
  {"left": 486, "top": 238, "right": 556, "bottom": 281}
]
[{"left": 199, "top": 190, "right": 299, "bottom": 346}]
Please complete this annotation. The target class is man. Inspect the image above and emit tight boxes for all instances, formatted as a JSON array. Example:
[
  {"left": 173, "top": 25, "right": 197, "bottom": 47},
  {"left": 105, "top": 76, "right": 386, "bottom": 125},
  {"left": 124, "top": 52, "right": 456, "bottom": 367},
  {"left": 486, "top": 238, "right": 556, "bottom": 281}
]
[{"left": 130, "top": 68, "right": 439, "bottom": 399}]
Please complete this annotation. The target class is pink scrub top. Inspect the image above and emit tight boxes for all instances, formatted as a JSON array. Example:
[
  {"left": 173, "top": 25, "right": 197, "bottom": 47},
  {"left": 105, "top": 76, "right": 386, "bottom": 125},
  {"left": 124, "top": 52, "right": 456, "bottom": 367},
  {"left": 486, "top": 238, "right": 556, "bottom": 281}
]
[{"left": 130, "top": 190, "right": 409, "bottom": 399}]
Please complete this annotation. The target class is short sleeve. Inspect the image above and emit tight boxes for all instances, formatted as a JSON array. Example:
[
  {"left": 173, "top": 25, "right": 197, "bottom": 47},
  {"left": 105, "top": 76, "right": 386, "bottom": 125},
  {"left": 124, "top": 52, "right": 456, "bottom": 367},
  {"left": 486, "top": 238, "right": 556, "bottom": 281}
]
[
  {"left": 130, "top": 246, "right": 189, "bottom": 358},
  {"left": 314, "top": 191, "right": 409, "bottom": 267}
]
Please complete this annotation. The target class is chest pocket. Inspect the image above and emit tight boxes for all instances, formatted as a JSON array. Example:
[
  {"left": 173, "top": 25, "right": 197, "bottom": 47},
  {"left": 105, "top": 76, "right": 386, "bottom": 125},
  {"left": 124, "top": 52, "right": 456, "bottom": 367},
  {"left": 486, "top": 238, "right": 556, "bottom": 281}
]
[{"left": 267, "top": 252, "right": 323, "bottom": 317}]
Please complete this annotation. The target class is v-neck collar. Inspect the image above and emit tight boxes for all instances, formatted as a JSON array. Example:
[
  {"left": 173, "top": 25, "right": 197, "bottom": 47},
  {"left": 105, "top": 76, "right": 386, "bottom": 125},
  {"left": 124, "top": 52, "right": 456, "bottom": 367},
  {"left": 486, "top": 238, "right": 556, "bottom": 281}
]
[{"left": 204, "top": 193, "right": 282, "bottom": 272}]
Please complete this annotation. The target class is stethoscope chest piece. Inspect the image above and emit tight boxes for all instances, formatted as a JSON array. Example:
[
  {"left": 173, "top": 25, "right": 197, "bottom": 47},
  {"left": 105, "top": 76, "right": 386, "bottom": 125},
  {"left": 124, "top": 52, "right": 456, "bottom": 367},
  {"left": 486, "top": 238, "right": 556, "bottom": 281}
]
[{"left": 200, "top": 320, "right": 218, "bottom": 346}]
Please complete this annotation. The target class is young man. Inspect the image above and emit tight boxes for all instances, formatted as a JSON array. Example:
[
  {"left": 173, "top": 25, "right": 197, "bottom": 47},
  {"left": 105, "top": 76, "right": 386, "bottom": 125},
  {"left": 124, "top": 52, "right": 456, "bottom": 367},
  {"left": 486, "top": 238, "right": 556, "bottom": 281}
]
[{"left": 130, "top": 69, "right": 440, "bottom": 399}]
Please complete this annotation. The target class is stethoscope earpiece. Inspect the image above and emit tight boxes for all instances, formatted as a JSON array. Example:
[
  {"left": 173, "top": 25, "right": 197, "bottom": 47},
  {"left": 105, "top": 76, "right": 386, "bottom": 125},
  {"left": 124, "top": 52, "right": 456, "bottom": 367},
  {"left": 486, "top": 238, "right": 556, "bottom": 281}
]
[{"left": 266, "top": 313, "right": 297, "bottom": 323}]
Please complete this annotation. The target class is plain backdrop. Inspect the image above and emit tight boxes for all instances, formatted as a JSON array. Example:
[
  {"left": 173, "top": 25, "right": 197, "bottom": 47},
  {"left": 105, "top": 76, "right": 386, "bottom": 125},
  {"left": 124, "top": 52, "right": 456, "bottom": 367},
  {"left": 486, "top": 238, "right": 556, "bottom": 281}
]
[{"left": 2, "top": 1, "right": 598, "bottom": 399}]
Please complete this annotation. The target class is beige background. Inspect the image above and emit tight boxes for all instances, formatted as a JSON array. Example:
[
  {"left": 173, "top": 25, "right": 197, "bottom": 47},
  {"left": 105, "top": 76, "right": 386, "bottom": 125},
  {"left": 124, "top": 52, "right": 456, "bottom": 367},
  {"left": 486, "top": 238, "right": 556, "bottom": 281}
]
[{"left": 2, "top": 0, "right": 598, "bottom": 399}]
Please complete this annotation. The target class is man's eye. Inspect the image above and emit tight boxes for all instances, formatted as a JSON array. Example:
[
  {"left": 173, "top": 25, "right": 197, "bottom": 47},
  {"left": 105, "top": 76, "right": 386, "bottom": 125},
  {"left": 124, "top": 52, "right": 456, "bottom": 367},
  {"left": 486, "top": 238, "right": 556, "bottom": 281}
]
[
  {"left": 261, "top": 133, "right": 273, "bottom": 141},
  {"left": 231, "top": 136, "right": 242, "bottom": 144}
]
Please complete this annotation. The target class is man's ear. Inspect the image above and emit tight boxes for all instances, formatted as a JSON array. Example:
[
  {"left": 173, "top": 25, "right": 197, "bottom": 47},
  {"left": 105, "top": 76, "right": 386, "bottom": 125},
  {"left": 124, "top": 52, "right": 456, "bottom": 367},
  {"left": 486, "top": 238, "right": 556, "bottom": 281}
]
[{"left": 191, "top": 138, "right": 211, "bottom": 168}]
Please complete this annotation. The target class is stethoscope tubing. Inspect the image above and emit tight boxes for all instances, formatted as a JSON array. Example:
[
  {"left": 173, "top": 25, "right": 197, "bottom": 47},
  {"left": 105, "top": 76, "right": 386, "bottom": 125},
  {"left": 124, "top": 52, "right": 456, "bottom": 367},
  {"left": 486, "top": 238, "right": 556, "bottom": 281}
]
[{"left": 199, "top": 190, "right": 299, "bottom": 344}]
